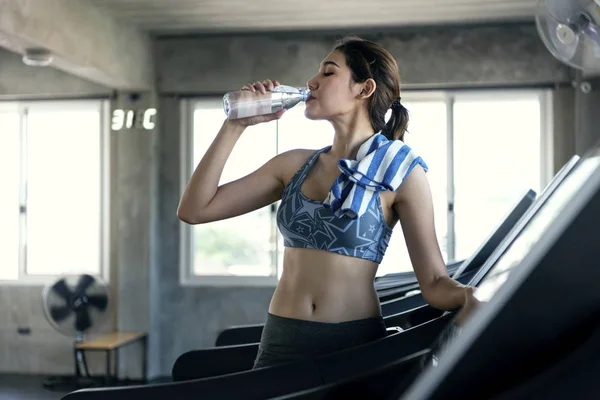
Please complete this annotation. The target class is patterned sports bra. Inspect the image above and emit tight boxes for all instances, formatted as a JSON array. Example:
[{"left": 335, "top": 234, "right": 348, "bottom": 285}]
[{"left": 276, "top": 147, "right": 393, "bottom": 263}]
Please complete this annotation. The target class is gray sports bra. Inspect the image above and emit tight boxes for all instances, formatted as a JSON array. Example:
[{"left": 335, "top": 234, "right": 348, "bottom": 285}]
[{"left": 276, "top": 147, "right": 393, "bottom": 263}]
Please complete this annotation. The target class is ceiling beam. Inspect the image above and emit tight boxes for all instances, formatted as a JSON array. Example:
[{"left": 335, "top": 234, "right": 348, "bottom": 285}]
[{"left": 0, "top": 0, "right": 153, "bottom": 91}]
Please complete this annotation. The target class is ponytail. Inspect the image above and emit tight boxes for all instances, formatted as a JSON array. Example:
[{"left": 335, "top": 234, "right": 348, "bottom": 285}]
[{"left": 382, "top": 98, "right": 409, "bottom": 142}]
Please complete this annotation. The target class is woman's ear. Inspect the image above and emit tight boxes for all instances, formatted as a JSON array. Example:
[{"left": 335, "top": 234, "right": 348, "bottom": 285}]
[{"left": 359, "top": 78, "right": 377, "bottom": 99}]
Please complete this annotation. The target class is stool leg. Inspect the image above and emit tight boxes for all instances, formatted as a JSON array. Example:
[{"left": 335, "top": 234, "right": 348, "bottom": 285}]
[
  {"left": 106, "top": 350, "right": 111, "bottom": 386},
  {"left": 115, "top": 349, "right": 119, "bottom": 384},
  {"left": 142, "top": 337, "right": 148, "bottom": 383},
  {"left": 80, "top": 351, "right": 92, "bottom": 378},
  {"left": 74, "top": 348, "right": 81, "bottom": 387}
]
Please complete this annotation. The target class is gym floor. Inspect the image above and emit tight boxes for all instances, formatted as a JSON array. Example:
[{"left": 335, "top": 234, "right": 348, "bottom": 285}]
[
  {"left": 0, "top": 375, "right": 168, "bottom": 400},
  {"left": 0, "top": 375, "right": 69, "bottom": 400}
]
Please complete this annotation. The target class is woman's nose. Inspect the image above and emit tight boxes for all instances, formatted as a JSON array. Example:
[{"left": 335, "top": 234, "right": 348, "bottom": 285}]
[{"left": 307, "top": 77, "right": 317, "bottom": 91}]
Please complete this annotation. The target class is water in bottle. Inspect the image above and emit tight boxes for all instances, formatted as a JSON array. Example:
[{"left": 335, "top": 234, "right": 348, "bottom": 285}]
[{"left": 223, "top": 85, "right": 311, "bottom": 120}]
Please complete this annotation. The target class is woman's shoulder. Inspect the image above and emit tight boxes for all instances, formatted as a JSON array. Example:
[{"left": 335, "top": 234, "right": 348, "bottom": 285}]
[
  {"left": 274, "top": 147, "right": 325, "bottom": 181},
  {"left": 276, "top": 147, "right": 323, "bottom": 166}
]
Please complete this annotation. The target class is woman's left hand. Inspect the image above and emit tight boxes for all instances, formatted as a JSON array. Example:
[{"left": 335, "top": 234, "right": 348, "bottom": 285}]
[{"left": 454, "top": 286, "right": 483, "bottom": 327}]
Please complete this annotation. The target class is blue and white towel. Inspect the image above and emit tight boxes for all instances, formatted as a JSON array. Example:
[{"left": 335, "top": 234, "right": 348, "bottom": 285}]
[{"left": 324, "top": 133, "right": 429, "bottom": 219}]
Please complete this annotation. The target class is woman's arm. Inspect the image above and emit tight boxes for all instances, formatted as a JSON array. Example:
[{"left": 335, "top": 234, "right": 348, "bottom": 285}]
[
  {"left": 178, "top": 79, "right": 288, "bottom": 225},
  {"left": 178, "top": 119, "right": 284, "bottom": 224},
  {"left": 393, "top": 165, "right": 470, "bottom": 311}
]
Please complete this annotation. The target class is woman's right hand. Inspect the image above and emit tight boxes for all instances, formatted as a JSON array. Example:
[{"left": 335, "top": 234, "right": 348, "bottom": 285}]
[{"left": 227, "top": 79, "right": 287, "bottom": 128}]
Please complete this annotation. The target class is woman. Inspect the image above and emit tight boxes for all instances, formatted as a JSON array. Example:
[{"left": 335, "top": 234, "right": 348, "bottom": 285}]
[{"left": 178, "top": 37, "right": 478, "bottom": 369}]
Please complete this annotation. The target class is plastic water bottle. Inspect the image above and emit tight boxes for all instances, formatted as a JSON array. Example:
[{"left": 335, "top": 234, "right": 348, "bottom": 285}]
[{"left": 223, "top": 85, "right": 311, "bottom": 120}]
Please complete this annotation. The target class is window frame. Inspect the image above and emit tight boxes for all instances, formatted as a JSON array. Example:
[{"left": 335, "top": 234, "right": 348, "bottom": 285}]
[
  {"left": 179, "top": 99, "right": 279, "bottom": 287},
  {"left": 179, "top": 89, "right": 553, "bottom": 287},
  {"left": 0, "top": 99, "right": 111, "bottom": 286},
  {"left": 447, "top": 88, "right": 552, "bottom": 261}
]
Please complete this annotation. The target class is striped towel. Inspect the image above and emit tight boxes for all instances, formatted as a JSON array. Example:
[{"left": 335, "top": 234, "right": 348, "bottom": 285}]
[{"left": 324, "top": 133, "right": 429, "bottom": 219}]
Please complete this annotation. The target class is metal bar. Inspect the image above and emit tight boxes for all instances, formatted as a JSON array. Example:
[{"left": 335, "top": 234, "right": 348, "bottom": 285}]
[
  {"left": 18, "top": 106, "right": 28, "bottom": 278},
  {"left": 446, "top": 95, "right": 456, "bottom": 261}
]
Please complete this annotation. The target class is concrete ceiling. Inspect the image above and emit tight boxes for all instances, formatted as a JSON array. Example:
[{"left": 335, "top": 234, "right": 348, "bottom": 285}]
[
  {"left": 0, "top": 0, "right": 540, "bottom": 92},
  {"left": 88, "top": 0, "right": 539, "bottom": 34}
]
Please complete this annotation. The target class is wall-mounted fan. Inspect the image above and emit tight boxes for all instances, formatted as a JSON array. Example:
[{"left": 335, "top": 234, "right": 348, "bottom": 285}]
[
  {"left": 42, "top": 274, "right": 110, "bottom": 390},
  {"left": 535, "top": 0, "right": 600, "bottom": 71}
]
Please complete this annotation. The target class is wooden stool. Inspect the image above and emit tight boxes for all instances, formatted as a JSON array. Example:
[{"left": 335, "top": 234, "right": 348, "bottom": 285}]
[{"left": 74, "top": 332, "right": 148, "bottom": 386}]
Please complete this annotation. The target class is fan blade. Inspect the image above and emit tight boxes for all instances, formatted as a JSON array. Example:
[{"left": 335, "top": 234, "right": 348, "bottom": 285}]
[
  {"left": 545, "top": 0, "right": 586, "bottom": 22},
  {"left": 50, "top": 305, "right": 72, "bottom": 323},
  {"left": 51, "top": 279, "right": 72, "bottom": 301},
  {"left": 87, "top": 294, "right": 108, "bottom": 311},
  {"left": 573, "top": 31, "right": 600, "bottom": 70},
  {"left": 75, "top": 309, "right": 92, "bottom": 332},
  {"left": 74, "top": 275, "right": 95, "bottom": 296}
]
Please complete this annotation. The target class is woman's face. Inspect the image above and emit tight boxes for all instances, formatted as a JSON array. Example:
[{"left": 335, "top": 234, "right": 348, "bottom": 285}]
[{"left": 304, "top": 50, "right": 363, "bottom": 121}]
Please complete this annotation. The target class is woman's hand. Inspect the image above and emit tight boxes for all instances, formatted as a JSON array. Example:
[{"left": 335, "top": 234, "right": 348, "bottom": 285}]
[
  {"left": 227, "top": 79, "right": 287, "bottom": 128},
  {"left": 454, "top": 286, "right": 483, "bottom": 327}
]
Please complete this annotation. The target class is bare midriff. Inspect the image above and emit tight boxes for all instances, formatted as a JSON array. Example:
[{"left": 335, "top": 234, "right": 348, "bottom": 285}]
[{"left": 269, "top": 247, "right": 382, "bottom": 323}]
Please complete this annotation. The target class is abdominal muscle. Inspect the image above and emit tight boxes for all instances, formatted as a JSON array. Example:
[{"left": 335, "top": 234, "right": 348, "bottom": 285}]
[{"left": 269, "top": 247, "right": 382, "bottom": 323}]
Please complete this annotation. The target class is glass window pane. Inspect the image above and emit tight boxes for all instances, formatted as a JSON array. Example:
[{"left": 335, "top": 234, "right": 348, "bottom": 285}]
[
  {"left": 26, "top": 107, "right": 102, "bottom": 276},
  {"left": 378, "top": 100, "right": 449, "bottom": 276},
  {"left": 192, "top": 104, "right": 277, "bottom": 276},
  {"left": 277, "top": 104, "right": 334, "bottom": 153},
  {"left": 0, "top": 112, "right": 21, "bottom": 280},
  {"left": 453, "top": 95, "right": 541, "bottom": 261}
]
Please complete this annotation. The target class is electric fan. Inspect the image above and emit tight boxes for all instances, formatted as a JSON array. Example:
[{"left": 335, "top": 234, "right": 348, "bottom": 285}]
[
  {"left": 535, "top": 0, "right": 600, "bottom": 71},
  {"left": 43, "top": 274, "right": 110, "bottom": 341},
  {"left": 42, "top": 274, "right": 110, "bottom": 390}
]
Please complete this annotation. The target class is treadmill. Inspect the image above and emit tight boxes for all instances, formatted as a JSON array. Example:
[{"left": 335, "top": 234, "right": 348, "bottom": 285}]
[
  {"left": 398, "top": 146, "right": 600, "bottom": 400},
  {"left": 270, "top": 147, "right": 600, "bottom": 400},
  {"left": 60, "top": 157, "right": 583, "bottom": 400},
  {"left": 214, "top": 187, "right": 538, "bottom": 347}
]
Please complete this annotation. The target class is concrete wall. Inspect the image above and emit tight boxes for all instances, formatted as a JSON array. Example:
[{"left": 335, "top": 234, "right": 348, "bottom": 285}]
[
  {"left": 0, "top": 286, "right": 115, "bottom": 376},
  {"left": 155, "top": 24, "right": 570, "bottom": 94},
  {"left": 110, "top": 92, "right": 158, "bottom": 380},
  {"left": 552, "top": 86, "right": 577, "bottom": 174}
]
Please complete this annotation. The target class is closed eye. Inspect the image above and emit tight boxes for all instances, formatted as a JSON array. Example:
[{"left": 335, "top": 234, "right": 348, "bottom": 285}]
[{"left": 324, "top": 72, "right": 333, "bottom": 76}]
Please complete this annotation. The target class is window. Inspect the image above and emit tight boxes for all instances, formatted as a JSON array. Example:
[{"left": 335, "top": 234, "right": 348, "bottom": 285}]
[
  {"left": 0, "top": 111, "right": 20, "bottom": 281},
  {"left": 377, "top": 96, "right": 449, "bottom": 276},
  {"left": 180, "top": 89, "right": 551, "bottom": 286},
  {"left": 0, "top": 101, "right": 109, "bottom": 284},
  {"left": 452, "top": 92, "right": 545, "bottom": 261},
  {"left": 180, "top": 99, "right": 278, "bottom": 286}
]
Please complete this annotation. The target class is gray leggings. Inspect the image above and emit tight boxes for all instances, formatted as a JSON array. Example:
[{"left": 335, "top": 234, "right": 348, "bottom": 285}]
[{"left": 253, "top": 313, "right": 387, "bottom": 369}]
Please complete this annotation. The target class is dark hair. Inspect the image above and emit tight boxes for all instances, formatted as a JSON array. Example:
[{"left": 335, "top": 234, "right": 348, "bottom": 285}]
[{"left": 334, "top": 37, "right": 409, "bottom": 141}]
